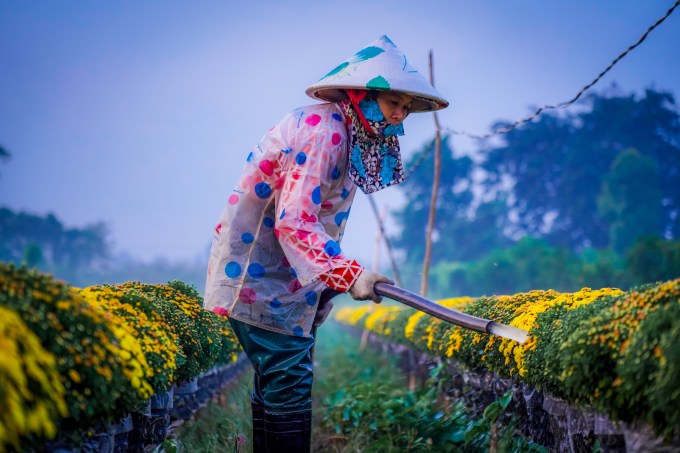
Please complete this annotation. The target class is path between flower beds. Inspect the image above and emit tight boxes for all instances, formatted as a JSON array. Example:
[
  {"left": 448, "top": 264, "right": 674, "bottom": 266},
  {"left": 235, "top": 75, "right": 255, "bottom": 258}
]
[{"left": 177, "top": 317, "right": 545, "bottom": 452}]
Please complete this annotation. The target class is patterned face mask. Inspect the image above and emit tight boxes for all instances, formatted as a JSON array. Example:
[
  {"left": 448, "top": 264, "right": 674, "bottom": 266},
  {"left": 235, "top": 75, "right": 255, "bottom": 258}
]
[{"left": 339, "top": 91, "right": 406, "bottom": 194}]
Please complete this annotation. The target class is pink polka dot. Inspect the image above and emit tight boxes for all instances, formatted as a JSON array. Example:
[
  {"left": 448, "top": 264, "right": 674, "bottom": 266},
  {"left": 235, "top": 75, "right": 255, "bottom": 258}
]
[
  {"left": 215, "top": 223, "right": 222, "bottom": 234},
  {"left": 292, "top": 173, "right": 301, "bottom": 181},
  {"left": 282, "top": 256, "right": 291, "bottom": 267},
  {"left": 274, "top": 228, "right": 280, "bottom": 239},
  {"left": 208, "top": 267, "right": 211, "bottom": 275},
  {"left": 276, "top": 177, "right": 284, "bottom": 190},
  {"left": 289, "top": 279, "right": 302, "bottom": 293},
  {"left": 332, "top": 133, "right": 341, "bottom": 145},
  {"left": 228, "top": 194, "right": 239, "bottom": 205},
  {"left": 321, "top": 201, "right": 333, "bottom": 210},
  {"left": 259, "top": 160, "right": 274, "bottom": 176},
  {"left": 305, "top": 114, "right": 321, "bottom": 126},
  {"left": 301, "top": 212, "right": 317, "bottom": 223},
  {"left": 212, "top": 307, "right": 229, "bottom": 317},
  {"left": 269, "top": 126, "right": 275, "bottom": 131},
  {"left": 239, "top": 288, "right": 257, "bottom": 304}
]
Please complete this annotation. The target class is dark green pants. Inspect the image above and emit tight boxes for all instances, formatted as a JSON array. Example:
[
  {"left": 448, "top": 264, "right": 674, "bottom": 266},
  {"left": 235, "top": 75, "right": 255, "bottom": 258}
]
[{"left": 228, "top": 318, "right": 314, "bottom": 413}]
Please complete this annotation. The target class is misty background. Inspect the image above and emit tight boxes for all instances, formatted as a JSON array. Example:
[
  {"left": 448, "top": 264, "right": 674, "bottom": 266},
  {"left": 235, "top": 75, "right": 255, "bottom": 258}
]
[{"left": 2, "top": 1, "right": 679, "bottom": 295}]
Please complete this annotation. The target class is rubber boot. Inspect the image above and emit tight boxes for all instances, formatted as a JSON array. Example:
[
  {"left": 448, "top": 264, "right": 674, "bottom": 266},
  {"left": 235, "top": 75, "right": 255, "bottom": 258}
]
[
  {"left": 264, "top": 409, "right": 312, "bottom": 453},
  {"left": 251, "top": 401, "right": 265, "bottom": 453}
]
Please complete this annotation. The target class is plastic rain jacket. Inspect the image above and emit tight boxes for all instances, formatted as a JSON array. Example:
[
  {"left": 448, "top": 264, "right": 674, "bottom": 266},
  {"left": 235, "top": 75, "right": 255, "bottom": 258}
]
[{"left": 204, "top": 103, "right": 364, "bottom": 337}]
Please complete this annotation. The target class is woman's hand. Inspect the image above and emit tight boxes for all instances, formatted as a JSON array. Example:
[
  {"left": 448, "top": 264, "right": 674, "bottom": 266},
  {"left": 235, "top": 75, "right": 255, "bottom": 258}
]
[{"left": 349, "top": 270, "right": 394, "bottom": 304}]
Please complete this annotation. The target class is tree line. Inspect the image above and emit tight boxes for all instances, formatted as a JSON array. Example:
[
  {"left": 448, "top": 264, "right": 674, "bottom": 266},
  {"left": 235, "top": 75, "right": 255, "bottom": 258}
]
[{"left": 393, "top": 88, "right": 680, "bottom": 297}]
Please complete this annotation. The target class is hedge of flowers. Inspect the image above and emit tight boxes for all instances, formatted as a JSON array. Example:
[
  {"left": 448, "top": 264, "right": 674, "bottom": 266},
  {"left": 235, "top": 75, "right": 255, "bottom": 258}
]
[
  {"left": 0, "top": 263, "right": 241, "bottom": 453},
  {"left": 335, "top": 278, "right": 680, "bottom": 439}
]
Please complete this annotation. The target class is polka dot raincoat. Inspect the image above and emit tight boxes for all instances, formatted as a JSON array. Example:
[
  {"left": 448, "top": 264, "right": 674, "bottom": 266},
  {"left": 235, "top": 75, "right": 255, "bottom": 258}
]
[{"left": 205, "top": 103, "right": 364, "bottom": 337}]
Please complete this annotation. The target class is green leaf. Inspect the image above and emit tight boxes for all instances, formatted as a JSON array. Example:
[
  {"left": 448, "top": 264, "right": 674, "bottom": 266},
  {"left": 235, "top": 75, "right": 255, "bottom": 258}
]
[
  {"left": 592, "top": 439, "right": 602, "bottom": 453},
  {"left": 483, "top": 401, "right": 501, "bottom": 424},
  {"left": 499, "top": 389, "right": 513, "bottom": 409},
  {"left": 366, "top": 435, "right": 391, "bottom": 453},
  {"left": 464, "top": 421, "right": 486, "bottom": 446},
  {"left": 382, "top": 400, "right": 402, "bottom": 410}
]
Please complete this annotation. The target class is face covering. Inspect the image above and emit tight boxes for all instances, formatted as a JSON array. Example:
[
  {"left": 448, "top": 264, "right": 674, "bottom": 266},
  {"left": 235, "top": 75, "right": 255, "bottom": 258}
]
[{"left": 339, "top": 90, "right": 406, "bottom": 194}]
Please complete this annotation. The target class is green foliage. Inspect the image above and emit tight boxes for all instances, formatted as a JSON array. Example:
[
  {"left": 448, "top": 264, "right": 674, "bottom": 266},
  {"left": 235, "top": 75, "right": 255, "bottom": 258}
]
[
  {"left": 321, "top": 366, "right": 537, "bottom": 452},
  {"left": 427, "top": 235, "right": 680, "bottom": 297},
  {"left": 126, "top": 282, "right": 219, "bottom": 382},
  {"left": 23, "top": 242, "right": 43, "bottom": 268},
  {"left": 179, "top": 372, "right": 254, "bottom": 453},
  {"left": 340, "top": 276, "right": 680, "bottom": 438},
  {"left": 0, "top": 207, "right": 108, "bottom": 269},
  {"left": 430, "top": 237, "right": 581, "bottom": 297},
  {"left": 394, "top": 89, "right": 680, "bottom": 297},
  {"left": 393, "top": 137, "right": 509, "bottom": 271},
  {"left": 597, "top": 149, "right": 663, "bottom": 253},
  {"left": 626, "top": 236, "right": 680, "bottom": 286},
  {"left": 528, "top": 279, "right": 680, "bottom": 438},
  {"left": 482, "top": 89, "right": 680, "bottom": 250}
]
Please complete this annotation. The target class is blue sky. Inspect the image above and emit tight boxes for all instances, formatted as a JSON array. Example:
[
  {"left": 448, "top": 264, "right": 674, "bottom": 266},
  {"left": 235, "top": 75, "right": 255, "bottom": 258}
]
[{"left": 1, "top": 0, "right": 679, "bottom": 268}]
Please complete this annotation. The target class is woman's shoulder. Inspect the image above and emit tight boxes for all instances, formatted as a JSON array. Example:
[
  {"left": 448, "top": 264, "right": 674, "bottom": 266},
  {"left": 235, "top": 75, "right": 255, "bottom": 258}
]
[{"left": 287, "top": 103, "right": 346, "bottom": 134}]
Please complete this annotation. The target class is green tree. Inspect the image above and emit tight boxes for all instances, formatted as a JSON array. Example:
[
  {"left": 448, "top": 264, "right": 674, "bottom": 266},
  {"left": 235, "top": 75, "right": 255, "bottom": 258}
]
[
  {"left": 597, "top": 149, "right": 663, "bottom": 253},
  {"left": 393, "top": 136, "right": 510, "bottom": 266},
  {"left": 481, "top": 89, "right": 680, "bottom": 251},
  {"left": 0, "top": 207, "right": 109, "bottom": 269},
  {"left": 626, "top": 236, "right": 680, "bottom": 286},
  {"left": 22, "top": 243, "right": 43, "bottom": 268}
]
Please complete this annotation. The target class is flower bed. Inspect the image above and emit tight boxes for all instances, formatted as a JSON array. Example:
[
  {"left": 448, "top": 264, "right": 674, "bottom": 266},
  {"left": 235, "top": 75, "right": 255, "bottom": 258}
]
[
  {"left": 335, "top": 278, "right": 680, "bottom": 440},
  {"left": 0, "top": 263, "right": 241, "bottom": 452}
]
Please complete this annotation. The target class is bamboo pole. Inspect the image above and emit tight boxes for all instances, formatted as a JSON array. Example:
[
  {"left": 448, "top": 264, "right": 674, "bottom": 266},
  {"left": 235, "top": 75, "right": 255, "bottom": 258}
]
[
  {"left": 360, "top": 205, "right": 388, "bottom": 352},
  {"left": 421, "top": 50, "right": 442, "bottom": 297}
]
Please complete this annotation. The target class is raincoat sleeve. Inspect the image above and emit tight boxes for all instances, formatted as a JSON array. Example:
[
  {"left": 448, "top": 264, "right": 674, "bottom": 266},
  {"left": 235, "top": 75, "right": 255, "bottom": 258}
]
[{"left": 274, "top": 112, "right": 363, "bottom": 293}]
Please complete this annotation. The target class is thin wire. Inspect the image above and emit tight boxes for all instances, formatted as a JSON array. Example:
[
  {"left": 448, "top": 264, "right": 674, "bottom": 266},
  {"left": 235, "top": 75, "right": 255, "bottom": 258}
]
[{"left": 406, "top": 0, "right": 680, "bottom": 164}]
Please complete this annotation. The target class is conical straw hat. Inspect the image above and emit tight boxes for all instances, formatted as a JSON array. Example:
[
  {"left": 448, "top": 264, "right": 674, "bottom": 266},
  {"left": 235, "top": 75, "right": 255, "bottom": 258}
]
[{"left": 306, "top": 35, "right": 448, "bottom": 113}]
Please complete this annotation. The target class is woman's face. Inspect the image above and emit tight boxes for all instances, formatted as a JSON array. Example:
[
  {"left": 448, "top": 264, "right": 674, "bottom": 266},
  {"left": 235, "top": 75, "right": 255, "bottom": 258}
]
[{"left": 376, "top": 91, "right": 413, "bottom": 126}]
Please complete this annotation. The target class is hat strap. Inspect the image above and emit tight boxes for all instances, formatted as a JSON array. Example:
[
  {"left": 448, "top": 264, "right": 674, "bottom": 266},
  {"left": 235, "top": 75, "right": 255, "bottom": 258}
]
[{"left": 345, "top": 89, "right": 376, "bottom": 137}]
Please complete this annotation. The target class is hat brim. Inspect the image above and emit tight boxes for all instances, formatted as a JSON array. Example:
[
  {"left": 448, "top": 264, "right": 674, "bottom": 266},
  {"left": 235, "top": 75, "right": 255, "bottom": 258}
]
[{"left": 306, "top": 86, "right": 449, "bottom": 113}]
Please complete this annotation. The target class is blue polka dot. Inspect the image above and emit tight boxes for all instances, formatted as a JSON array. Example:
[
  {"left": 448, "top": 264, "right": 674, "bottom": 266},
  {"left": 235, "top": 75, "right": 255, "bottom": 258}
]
[
  {"left": 296, "top": 152, "right": 307, "bottom": 165},
  {"left": 334, "top": 212, "right": 346, "bottom": 226},
  {"left": 347, "top": 207, "right": 351, "bottom": 217},
  {"left": 247, "top": 152, "right": 253, "bottom": 162},
  {"left": 332, "top": 113, "right": 342, "bottom": 121},
  {"left": 341, "top": 189, "right": 349, "bottom": 199},
  {"left": 293, "top": 326, "right": 304, "bottom": 337},
  {"left": 305, "top": 291, "right": 318, "bottom": 306},
  {"left": 241, "top": 232, "right": 254, "bottom": 244},
  {"left": 280, "top": 209, "right": 285, "bottom": 220},
  {"left": 324, "top": 240, "right": 341, "bottom": 257},
  {"left": 247, "top": 263, "right": 266, "bottom": 279},
  {"left": 255, "top": 182, "right": 272, "bottom": 199},
  {"left": 331, "top": 166, "right": 340, "bottom": 180},
  {"left": 225, "top": 262, "right": 241, "bottom": 278},
  {"left": 311, "top": 186, "right": 321, "bottom": 204},
  {"left": 291, "top": 268, "right": 297, "bottom": 277},
  {"left": 263, "top": 217, "right": 275, "bottom": 228},
  {"left": 280, "top": 148, "right": 291, "bottom": 154},
  {"left": 270, "top": 298, "right": 281, "bottom": 309}
]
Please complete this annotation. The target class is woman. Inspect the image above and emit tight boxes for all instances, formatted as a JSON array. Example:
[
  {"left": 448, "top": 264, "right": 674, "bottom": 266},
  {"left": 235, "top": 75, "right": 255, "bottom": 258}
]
[{"left": 205, "top": 35, "right": 448, "bottom": 452}]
